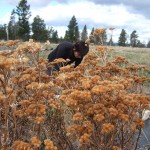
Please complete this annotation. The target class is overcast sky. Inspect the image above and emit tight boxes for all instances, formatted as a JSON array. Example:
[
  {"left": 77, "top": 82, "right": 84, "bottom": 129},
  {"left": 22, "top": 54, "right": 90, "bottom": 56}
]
[{"left": 0, "top": 0, "right": 150, "bottom": 43}]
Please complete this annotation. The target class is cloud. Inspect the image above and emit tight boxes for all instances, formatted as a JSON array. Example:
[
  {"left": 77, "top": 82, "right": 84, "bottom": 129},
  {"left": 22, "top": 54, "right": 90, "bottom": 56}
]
[
  {"left": 28, "top": 0, "right": 61, "bottom": 7},
  {"left": 87, "top": 0, "right": 150, "bottom": 19},
  {"left": 52, "top": 26, "right": 67, "bottom": 38},
  {"left": 0, "top": 12, "right": 11, "bottom": 25},
  {"left": 4, "top": 0, "right": 150, "bottom": 19},
  {"left": 4, "top": 0, "right": 69, "bottom": 8},
  {"left": 3, "top": 0, "right": 19, "bottom": 5},
  {"left": 4, "top": 0, "right": 150, "bottom": 17}
]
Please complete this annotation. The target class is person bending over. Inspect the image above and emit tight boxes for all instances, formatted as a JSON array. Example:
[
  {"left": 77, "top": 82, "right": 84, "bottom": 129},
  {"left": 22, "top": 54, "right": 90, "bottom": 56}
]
[{"left": 47, "top": 40, "right": 89, "bottom": 75}]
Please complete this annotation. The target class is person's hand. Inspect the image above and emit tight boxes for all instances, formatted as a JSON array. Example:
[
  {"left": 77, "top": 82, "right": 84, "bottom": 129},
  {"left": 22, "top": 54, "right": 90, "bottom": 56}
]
[{"left": 66, "top": 59, "right": 71, "bottom": 62}]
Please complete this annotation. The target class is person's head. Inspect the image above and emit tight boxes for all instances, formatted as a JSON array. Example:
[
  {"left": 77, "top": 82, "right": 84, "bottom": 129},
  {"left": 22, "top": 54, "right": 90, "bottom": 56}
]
[{"left": 73, "top": 41, "right": 89, "bottom": 58}]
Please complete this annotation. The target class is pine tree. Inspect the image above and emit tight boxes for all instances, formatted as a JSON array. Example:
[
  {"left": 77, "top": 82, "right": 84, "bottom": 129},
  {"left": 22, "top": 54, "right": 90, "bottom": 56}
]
[
  {"left": 137, "top": 40, "right": 145, "bottom": 48},
  {"left": 118, "top": 29, "right": 127, "bottom": 46},
  {"left": 0, "top": 24, "right": 7, "bottom": 40},
  {"left": 59, "top": 36, "right": 64, "bottom": 43},
  {"left": 64, "top": 30, "right": 69, "bottom": 41},
  {"left": 47, "top": 27, "right": 54, "bottom": 40},
  {"left": 92, "top": 27, "right": 99, "bottom": 44},
  {"left": 130, "top": 30, "right": 138, "bottom": 47},
  {"left": 147, "top": 41, "right": 150, "bottom": 48},
  {"left": 75, "top": 26, "right": 80, "bottom": 41},
  {"left": 51, "top": 30, "right": 59, "bottom": 43},
  {"left": 65, "top": 15, "right": 79, "bottom": 42},
  {"left": 90, "top": 27, "right": 95, "bottom": 43},
  {"left": 8, "top": 9, "right": 17, "bottom": 40},
  {"left": 90, "top": 27, "right": 94, "bottom": 35},
  {"left": 31, "top": 15, "right": 49, "bottom": 42},
  {"left": 81, "top": 25, "right": 88, "bottom": 41},
  {"left": 16, "top": 0, "right": 31, "bottom": 41}
]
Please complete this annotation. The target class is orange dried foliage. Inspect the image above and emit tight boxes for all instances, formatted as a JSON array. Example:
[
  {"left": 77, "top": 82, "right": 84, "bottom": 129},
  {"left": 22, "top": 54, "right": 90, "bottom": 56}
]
[{"left": 0, "top": 39, "right": 149, "bottom": 150}]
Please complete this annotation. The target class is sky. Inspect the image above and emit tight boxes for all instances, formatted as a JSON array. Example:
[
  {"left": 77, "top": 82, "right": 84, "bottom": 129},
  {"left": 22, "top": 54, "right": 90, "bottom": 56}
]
[{"left": 0, "top": 0, "right": 150, "bottom": 43}]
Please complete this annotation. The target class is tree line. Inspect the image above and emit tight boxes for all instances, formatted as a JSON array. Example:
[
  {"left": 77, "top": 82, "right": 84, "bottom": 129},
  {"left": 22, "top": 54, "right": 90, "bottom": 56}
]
[
  {"left": 118, "top": 29, "right": 149, "bottom": 48},
  {"left": 0, "top": 0, "right": 150, "bottom": 47}
]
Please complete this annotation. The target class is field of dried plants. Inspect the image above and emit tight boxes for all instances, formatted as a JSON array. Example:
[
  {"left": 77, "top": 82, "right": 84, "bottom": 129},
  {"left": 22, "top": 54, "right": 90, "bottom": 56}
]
[
  {"left": 41, "top": 43, "right": 150, "bottom": 68},
  {"left": 0, "top": 38, "right": 150, "bottom": 150}
]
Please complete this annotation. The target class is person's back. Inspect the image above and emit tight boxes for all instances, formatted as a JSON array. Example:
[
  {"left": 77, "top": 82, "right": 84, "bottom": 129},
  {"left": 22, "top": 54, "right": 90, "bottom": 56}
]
[{"left": 48, "top": 41, "right": 74, "bottom": 62}]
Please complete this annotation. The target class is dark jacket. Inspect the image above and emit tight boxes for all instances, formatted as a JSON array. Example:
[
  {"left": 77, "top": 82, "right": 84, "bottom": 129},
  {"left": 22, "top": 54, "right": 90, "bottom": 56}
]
[{"left": 48, "top": 41, "right": 89, "bottom": 67}]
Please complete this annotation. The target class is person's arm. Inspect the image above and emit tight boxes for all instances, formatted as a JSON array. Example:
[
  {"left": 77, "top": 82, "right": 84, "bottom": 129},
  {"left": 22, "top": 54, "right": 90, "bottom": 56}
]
[{"left": 74, "top": 58, "right": 83, "bottom": 67}]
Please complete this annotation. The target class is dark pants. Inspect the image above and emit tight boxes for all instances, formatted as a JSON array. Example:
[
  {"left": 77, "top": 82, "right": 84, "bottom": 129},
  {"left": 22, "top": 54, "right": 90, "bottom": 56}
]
[{"left": 47, "top": 64, "right": 59, "bottom": 76}]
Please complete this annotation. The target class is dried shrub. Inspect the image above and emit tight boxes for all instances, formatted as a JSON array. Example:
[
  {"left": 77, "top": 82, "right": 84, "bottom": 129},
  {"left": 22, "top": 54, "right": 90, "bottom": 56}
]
[{"left": 0, "top": 38, "right": 149, "bottom": 150}]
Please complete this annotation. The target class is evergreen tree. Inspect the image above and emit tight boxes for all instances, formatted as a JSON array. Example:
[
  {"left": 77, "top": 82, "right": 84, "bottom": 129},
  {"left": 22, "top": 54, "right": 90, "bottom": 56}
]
[
  {"left": 8, "top": 9, "right": 17, "bottom": 40},
  {"left": 90, "top": 27, "right": 95, "bottom": 43},
  {"left": 31, "top": 15, "right": 49, "bottom": 42},
  {"left": 51, "top": 30, "right": 59, "bottom": 43},
  {"left": 16, "top": 0, "right": 31, "bottom": 41},
  {"left": 59, "top": 36, "right": 64, "bottom": 43},
  {"left": 147, "top": 41, "right": 150, "bottom": 48},
  {"left": 130, "top": 30, "right": 138, "bottom": 47},
  {"left": 118, "top": 29, "right": 127, "bottom": 46},
  {"left": 64, "top": 30, "right": 69, "bottom": 41},
  {"left": 0, "top": 24, "right": 7, "bottom": 40},
  {"left": 46, "top": 27, "right": 59, "bottom": 43},
  {"left": 81, "top": 25, "right": 88, "bottom": 41},
  {"left": 75, "top": 26, "right": 80, "bottom": 41},
  {"left": 47, "top": 27, "right": 54, "bottom": 40},
  {"left": 137, "top": 40, "right": 145, "bottom": 48},
  {"left": 65, "top": 15, "right": 79, "bottom": 42},
  {"left": 92, "top": 27, "right": 99, "bottom": 44},
  {"left": 90, "top": 27, "right": 94, "bottom": 35}
]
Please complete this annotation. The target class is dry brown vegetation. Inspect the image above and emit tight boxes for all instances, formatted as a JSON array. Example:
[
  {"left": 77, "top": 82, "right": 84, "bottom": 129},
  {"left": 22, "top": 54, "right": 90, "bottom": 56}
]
[{"left": 0, "top": 34, "right": 150, "bottom": 150}]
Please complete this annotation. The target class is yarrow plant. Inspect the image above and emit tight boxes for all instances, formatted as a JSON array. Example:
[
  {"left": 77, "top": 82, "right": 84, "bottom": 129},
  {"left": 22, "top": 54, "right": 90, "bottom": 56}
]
[{"left": 0, "top": 28, "right": 150, "bottom": 150}]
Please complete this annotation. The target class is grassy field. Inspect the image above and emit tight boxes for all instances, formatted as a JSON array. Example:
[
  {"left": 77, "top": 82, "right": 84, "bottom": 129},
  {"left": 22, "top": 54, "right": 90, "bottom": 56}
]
[{"left": 110, "top": 46, "right": 150, "bottom": 68}]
